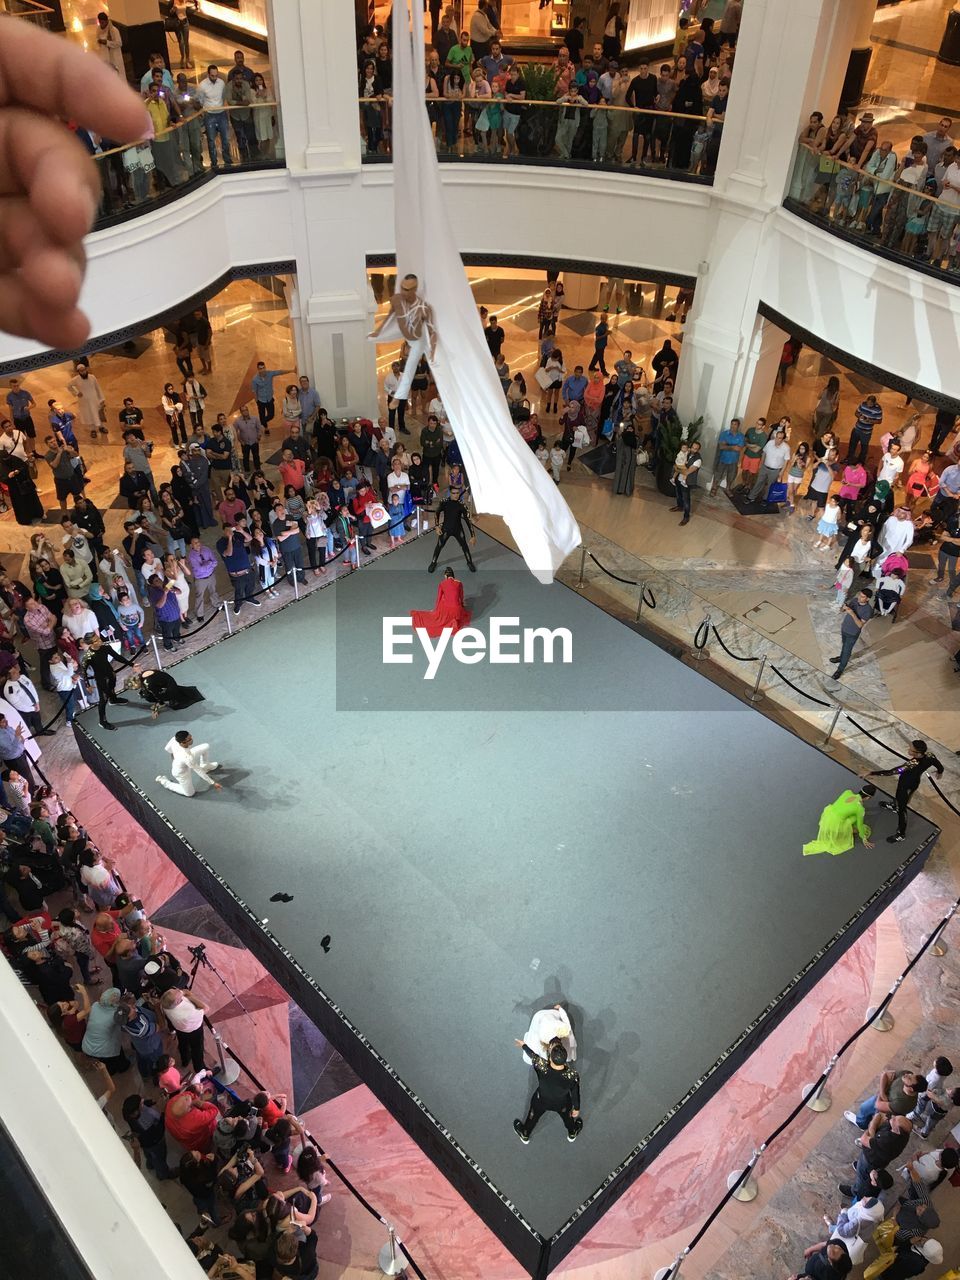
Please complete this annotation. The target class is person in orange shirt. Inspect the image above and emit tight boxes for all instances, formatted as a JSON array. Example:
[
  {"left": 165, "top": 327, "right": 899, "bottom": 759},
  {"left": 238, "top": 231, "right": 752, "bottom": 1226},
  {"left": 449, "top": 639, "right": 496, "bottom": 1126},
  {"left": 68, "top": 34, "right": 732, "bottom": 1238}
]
[
  {"left": 278, "top": 449, "right": 306, "bottom": 493},
  {"left": 164, "top": 1088, "right": 220, "bottom": 1154}
]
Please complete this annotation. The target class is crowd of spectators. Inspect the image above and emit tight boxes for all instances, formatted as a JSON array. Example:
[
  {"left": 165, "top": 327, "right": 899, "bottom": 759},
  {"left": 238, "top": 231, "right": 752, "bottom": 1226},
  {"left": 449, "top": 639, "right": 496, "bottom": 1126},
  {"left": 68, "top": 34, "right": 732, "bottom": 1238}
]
[
  {"left": 1, "top": 779, "right": 331, "bottom": 1278},
  {"left": 358, "top": 1, "right": 739, "bottom": 173}
]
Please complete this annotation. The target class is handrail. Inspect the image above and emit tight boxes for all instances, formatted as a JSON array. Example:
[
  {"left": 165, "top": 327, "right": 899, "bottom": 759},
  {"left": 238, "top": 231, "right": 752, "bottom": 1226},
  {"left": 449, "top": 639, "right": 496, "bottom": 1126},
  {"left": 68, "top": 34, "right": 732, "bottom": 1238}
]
[
  {"left": 795, "top": 138, "right": 955, "bottom": 213},
  {"left": 92, "top": 100, "right": 280, "bottom": 161},
  {"left": 359, "top": 93, "right": 711, "bottom": 124},
  {"left": 2, "top": 0, "right": 54, "bottom": 15}
]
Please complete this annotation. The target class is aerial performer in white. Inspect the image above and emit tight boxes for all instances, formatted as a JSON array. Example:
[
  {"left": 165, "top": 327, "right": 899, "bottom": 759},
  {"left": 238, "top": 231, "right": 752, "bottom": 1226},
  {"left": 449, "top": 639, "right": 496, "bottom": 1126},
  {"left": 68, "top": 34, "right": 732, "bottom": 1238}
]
[{"left": 371, "top": 0, "right": 582, "bottom": 584}]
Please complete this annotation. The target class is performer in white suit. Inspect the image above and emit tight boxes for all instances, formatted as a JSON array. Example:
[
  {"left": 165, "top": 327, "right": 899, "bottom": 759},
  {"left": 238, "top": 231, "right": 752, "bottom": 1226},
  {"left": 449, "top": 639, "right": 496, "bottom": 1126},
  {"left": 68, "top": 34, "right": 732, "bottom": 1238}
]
[
  {"left": 515, "top": 1004, "right": 578, "bottom": 1066},
  {"left": 156, "top": 730, "right": 220, "bottom": 796},
  {"left": 370, "top": 273, "right": 437, "bottom": 407}
]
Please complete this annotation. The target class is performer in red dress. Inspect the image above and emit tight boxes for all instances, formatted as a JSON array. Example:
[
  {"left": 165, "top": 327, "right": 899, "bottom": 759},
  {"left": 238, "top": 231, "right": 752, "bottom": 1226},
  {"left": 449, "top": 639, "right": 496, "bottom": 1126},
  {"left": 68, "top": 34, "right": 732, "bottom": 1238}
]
[{"left": 410, "top": 566, "right": 472, "bottom": 638}]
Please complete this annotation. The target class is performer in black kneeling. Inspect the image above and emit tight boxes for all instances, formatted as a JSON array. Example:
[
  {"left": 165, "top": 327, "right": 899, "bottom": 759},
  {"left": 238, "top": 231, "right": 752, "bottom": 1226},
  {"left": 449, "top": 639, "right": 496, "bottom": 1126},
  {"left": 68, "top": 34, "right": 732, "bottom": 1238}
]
[
  {"left": 126, "top": 668, "right": 205, "bottom": 719},
  {"left": 428, "top": 486, "right": 476, "bottom": 573},
  {"left": 514, "top": 1040, "right": 582, "bottom": 1144},
  {"left": 80, "top": 632, "right": 132, "bottom": 731},
  {"left": 867, "top": 739, "right": 943, "bottom": 844}
]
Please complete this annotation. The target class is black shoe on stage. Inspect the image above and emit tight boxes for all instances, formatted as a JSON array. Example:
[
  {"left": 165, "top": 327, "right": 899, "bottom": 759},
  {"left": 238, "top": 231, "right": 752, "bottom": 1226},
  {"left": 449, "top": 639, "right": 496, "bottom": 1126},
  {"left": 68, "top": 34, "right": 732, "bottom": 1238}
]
[
  {"left": 879, "top": 800, "right": 896, "bottom": 811},
  {"left": 513, "top": 1120, "right": 530, "bottom": 1144},
  {"left": 101, "top": 722, "right": 117, "bottom": 731},
  {"left": 467, "top": 562, "right": 477, "bottom": 572},
  {"left": 887, "top": 834, "right": 905, "bottom": 843},
  {"left": 112, "top": 696, "right": 131, "bottom": 705},
  {"left": 428, "top": 561, "right": 437, "bottom": 573}
]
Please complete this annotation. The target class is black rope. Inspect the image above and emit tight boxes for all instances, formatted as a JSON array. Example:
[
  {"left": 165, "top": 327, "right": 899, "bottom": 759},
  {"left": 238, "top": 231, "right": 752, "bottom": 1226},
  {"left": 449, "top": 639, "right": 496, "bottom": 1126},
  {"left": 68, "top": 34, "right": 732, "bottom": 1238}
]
[
  {"left": 843, "top": 716, "right": 910, "bottom": 760},
  {"left": 665, "top": 892, "right": 960, "bottom": 1274},
  {"left": 587, "top": 551, "right": 640, "bottom": 587},
  {"left": 710, "top": 625, "right": 760, "bottom": 663},
  {"left": 768, "top": 665, "right": 833, "bottom": 707},
  {"left": 693, "top": 619, "right": 710, "bottom": 651},
  {"left": 642, "top": 585, "right": 656, "bottom": 609},
  {"left": 930, "top": 777, "right": 960, "bottom": 821}
]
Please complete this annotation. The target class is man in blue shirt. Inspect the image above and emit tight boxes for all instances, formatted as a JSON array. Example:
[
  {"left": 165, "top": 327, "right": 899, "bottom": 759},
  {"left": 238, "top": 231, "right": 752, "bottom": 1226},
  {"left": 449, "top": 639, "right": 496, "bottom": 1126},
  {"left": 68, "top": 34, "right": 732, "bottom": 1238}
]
[
  {"left": 614, "top": 351, "right": 639, "bottom": 387},
  {"left": 251, "top": 362, "right": 290, "bottom": 435},
  {"left": 589, "top": 315, "right": 609, "bottom": 375},
  {"left": 561, "top": 365, "right": 588, "bottom": 407},
  {"left": 710, "top": 417, "right": 745, "bottom": 495},
  {"left": 481, "top": 41, "right": 512, "bottom": 81},
  {"left": 5, "top": 378, "right": 36, "bottom": 439},
  {"left": 297, "top": 375, "right": 322, "bottom": 430},
  {"left": 931, "top": 463, "right": 960, "bottom": 535},
  {"left": 139, "top": 53, "right": 174, "bottom": 93},
  {"left": 216, "top": 523, "right": 261, "bottom": 614}
]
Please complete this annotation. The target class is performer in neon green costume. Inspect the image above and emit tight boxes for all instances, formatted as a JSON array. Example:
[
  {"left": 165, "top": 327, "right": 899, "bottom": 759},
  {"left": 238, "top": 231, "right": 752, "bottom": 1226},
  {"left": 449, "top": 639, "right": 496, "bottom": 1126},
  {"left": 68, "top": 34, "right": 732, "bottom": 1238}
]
[{"left": 803, "top": 784, "right": 876, "bottom": 856}]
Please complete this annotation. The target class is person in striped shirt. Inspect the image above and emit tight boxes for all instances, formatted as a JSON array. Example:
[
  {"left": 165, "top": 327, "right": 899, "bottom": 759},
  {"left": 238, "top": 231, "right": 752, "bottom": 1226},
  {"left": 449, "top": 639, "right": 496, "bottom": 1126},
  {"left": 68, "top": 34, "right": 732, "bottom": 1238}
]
[{"left": 846, "top": 395, "right": 884, "bottom": 465}]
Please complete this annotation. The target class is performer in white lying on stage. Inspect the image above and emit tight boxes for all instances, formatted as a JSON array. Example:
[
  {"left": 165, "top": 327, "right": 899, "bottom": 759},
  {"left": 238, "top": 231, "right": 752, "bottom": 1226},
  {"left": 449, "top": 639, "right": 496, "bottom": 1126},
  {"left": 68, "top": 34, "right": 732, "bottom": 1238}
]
[
  {"left": 370, "top": 273, "right": 437, "bottom": 409},
  {"left": 515, "top": 1003, "right": 578, "bottom": 1066},
  {"left": 156, "top": 730, "right": 221, "bottom": 796}
]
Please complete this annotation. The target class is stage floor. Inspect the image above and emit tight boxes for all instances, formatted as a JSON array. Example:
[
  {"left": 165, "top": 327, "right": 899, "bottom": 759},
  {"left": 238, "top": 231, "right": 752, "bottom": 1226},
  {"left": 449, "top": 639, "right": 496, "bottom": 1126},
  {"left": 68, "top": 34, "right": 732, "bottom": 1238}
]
[{"left": 77, "top": 531, "right": 938, "bottom": 1274}]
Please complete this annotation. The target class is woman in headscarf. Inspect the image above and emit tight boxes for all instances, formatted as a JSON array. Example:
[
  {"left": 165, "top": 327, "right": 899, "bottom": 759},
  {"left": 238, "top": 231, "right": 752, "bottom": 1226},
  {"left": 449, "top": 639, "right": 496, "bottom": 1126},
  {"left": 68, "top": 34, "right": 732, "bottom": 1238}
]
[
  {"left": 81, "top": 987, "right": 131, "bottom": 1074},
  {"left": 0, "top": 451, "right": 43, "bottom": 525},
  {"left": 802, "top": 785, "right": 875, "bottom": 856},
  {"left": 613, "top": 421, "right": 638, "bottom": 495}
]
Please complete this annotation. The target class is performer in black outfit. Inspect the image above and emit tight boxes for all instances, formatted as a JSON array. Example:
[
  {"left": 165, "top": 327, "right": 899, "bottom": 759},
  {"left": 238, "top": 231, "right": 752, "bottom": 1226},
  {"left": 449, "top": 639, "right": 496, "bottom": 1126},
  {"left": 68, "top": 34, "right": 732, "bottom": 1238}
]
[
  {"left": 428, "top": 487, "right": 476, "bottom": 573},
  {"left": 127, "top": 668, "right": 205, "bottom": 719},
  {"left": 868, "top": 740, "right": 944, "bottom": 843},
  {"left": 80, "top": 633, "right": 132, "bottom": 731},
  {"left": 514, "top": 1040, "right": 582, "bottom": 1144}
]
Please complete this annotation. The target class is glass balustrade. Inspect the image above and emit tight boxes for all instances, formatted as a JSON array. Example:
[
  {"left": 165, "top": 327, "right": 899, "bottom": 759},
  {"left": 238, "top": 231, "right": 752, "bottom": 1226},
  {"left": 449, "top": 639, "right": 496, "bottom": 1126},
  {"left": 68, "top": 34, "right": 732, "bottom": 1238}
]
[
  {"left": 785, "top": 140, "right": 960, "bottom": 285},
  {"left": 89, "top": 102, "right": 284, "bottom": 230},
  {"left": 359, "top": 94, "right": 720, "bottom": 181}
]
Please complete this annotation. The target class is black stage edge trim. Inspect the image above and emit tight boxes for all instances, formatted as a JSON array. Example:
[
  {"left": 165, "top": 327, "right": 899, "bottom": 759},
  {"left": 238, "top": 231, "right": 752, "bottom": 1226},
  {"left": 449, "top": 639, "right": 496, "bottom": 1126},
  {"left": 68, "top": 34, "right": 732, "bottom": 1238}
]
[
  {"left": 760, "top": 237, "right": 960, "bottom": 415},
  {"left": 365, "top": 251, "right": 698, "bottom": 291},
  {"left": 74, "top": 568, "right": 940, "bottom": 1276},
  {"left": 0, "top": 259, "right": 297, "bottom": 378}
]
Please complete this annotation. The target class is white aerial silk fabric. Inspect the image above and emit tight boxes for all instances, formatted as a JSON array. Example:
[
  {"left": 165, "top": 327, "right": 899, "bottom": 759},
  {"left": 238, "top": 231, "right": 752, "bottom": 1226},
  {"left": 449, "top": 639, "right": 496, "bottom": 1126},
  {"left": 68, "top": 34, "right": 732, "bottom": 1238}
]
[
  {"left": 521, "top": 1006, "right": 578, "bottom": 1065},
  {"left": 382, "top": 0, "right": 581, "bottom": 583}
]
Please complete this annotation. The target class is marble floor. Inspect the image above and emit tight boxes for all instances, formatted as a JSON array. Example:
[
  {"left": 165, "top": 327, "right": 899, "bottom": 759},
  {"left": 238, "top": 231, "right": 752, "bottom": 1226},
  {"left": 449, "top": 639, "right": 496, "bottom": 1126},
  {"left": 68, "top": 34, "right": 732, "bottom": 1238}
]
[
  {"left": 7, "top": 268, "right": 960, "bottom": 1277},
  {"left": 864, "top": 0, "right": 960, "bottom": 148}
]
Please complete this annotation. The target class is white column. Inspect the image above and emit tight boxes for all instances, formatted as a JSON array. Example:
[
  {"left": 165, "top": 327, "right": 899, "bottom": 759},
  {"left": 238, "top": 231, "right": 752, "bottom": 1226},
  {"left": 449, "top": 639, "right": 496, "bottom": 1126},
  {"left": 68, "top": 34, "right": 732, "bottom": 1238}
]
[
  {"left": 268, "top": 0, "right": 361, "bottom": 171},
  {"left": 675, "top": 0, "right": 844, "bottom": 471},
  {"left": 740, "top": 315, "right": 791, "bottom": 432}
]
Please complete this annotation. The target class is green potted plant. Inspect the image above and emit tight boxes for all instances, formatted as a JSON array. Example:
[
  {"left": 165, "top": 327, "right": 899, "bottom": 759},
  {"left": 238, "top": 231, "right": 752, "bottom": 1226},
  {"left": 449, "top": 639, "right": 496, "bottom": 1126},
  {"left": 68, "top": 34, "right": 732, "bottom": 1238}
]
[
  {"left": 656, "top": 414, "right": 703, "bottom": 496},
  {"left": 516, "top": 62, "right": 559, "bottom": 159}
]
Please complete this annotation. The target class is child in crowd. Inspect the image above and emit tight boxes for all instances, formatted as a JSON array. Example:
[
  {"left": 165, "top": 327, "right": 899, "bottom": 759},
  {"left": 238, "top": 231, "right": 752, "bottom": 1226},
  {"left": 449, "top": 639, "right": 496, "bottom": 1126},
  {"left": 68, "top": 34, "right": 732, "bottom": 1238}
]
[
  {"left": 388, "top": 492, "right": 405, "bottom": 548},
  {"left": 550, "top": 441, "right": 566, "bottom": 485},
  {"left": 251, "top": 537, "right": 280, "bottom": 599},
  {"left": 535, "top": 441, "right": 549, "bottom": 469},
  {"left": 814, "top": 494, "right": 842, "bottom": 550},
  {"left": 911, "top": 1055, "right": 960, "bottom": 1138},
  {"left": 115, "top": 589, "right": 145, "bottom": 654},
  {"left": 832, "top": 556, "right": 855, "bottom": 606},
  {"left": 156, "top": 1054, "right": 182, "bottom": 1094}
]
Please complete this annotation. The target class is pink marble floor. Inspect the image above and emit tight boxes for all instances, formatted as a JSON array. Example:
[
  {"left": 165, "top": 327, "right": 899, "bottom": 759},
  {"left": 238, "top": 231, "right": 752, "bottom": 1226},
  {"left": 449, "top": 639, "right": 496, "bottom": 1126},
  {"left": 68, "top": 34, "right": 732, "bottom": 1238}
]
[{"left": 50, "top": 747, "right": 910, "bottom": 1280}]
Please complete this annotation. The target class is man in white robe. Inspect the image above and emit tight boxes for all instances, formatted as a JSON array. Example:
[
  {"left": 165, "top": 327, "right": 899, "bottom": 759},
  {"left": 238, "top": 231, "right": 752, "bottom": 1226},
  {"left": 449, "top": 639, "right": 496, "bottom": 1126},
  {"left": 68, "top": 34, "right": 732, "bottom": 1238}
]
[
  {"left": 156, "top": 730, "right": 220, "bottom": 797},
  {"left": 515, "top": 1004, "right": 577, "bottom": 1066}
]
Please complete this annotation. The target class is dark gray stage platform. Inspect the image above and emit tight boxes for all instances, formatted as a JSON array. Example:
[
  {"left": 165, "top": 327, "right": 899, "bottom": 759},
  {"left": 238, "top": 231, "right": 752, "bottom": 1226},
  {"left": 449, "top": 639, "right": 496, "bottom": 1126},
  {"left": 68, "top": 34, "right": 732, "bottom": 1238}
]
[{"left": 77, "top": 532, "right": 938, "bottom": 1276}]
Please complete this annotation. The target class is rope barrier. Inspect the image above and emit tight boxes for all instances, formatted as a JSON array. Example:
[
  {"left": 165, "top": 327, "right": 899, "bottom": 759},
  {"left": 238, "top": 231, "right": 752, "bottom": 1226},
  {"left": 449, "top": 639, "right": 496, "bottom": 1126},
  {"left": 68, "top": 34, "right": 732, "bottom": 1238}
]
[
  {"left": 768, "top": 664, "right": 833, "bottom": 708},
  {"left": 693, "top": 618, "right": 710, "bottom": 651},
  {"left": 587, "top": 551, "right": 641, "bottom": 587},
  {"left": 930, "top": 777, "right": 960, "bottom": 821},
  {"left": 710, "top": 625, "right": 760, "bottom": 664},
  {"left": 661, "top": 892, "right": 960, "bottom": 1275},
  {"left": 642, "top": 585, "right": 656, "bottom": 609},
  {"left": 843, "top": 716, "right": 910, "bottom": 760}
]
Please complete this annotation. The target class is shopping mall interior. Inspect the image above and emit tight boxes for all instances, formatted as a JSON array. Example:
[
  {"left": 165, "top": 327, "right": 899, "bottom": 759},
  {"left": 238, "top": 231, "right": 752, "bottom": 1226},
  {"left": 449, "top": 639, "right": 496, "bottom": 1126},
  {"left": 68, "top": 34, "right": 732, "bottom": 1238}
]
[{"left": 2, "top": 1, "right": 960, "bottom": 1279}]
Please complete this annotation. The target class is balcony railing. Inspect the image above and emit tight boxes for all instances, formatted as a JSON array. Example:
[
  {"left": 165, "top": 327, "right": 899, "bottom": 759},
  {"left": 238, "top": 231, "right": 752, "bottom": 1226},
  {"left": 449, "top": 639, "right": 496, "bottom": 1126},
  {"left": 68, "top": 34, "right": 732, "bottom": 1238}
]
[
  {"left": 359, "top": 94, "right": 719, "bottom": 181},
  {"left": 1, "top": 0, "right": 53, "bottom": 27},
  {"left": 89, "top": 101, "right": 284, "bottom": 231},
  {"left": 785, "top": 139, "right": 960, "bottom": 286}
]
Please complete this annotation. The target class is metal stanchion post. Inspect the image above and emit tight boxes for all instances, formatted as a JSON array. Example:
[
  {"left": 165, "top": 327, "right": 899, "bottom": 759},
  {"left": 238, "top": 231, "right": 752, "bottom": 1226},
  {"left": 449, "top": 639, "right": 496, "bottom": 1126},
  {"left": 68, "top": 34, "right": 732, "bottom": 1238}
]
[
  {"left": 802, "top": 1055, "right": 838, "bottom": 1112},
  {"left": 293, "top": 568, "right": 300, "bottom": 600},
  {"left": 930, "top": 908, "right": 954, "bottom": 957},
  {"left": 746, "top": 655, "right": 766, "bottom": 704},
  {"left": 654, "top": 1251, "right": 687, "bottom": 1280},
  {"left": 378, "top": 1225, "right": 405, "bottom": 1276},
  {"left": 726, "top": 1148, "right": 761, "bottom": 1202},
  {"left": 577, "top": 545, "right": 586, "bottom": 588},
  {"left": 209, "top": 1027, "right": 241, "bottom": 1086},
  {"left": 865, "top": 1002, "right": 895, "bottom": 1033},
  {"left": 692, "top": 616, "right": 711, "bottom": 661},
  {"left": 820, "top": 704, "right": 842, "bottom": 753},
  {"left": 150, "top": 634, "right": 164, "bottom": 670},
  {"left": 354, "top": 535, "right": 362, "bottom": 570},
  {"left": 222, "top": 600, "right": 233, "bottom": 636}
]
